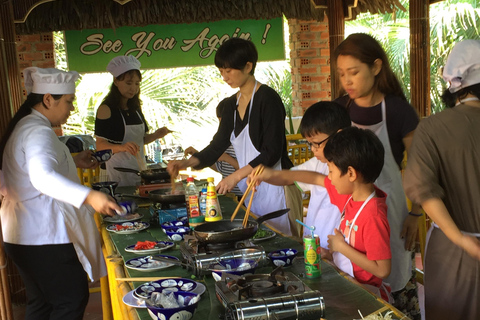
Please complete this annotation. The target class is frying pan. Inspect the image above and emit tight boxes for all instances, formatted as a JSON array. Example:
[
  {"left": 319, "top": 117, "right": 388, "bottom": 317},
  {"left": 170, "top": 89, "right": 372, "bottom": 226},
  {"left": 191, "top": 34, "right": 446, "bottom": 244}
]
[
  {"left": 148, "top": 188, "right": 186, "bottom": 204},
  {"left": 113, "top": 167, "right": 170, "bottom": 183},
  {"left": 193, "top": 208, "right": 289, "bottom": 244}
]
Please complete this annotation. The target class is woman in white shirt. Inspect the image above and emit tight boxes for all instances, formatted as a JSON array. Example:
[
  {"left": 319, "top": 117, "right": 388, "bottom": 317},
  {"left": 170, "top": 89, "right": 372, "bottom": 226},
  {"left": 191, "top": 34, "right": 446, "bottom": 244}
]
[{"left": 0, "top": 67, "right": 120, "bottom": 320}]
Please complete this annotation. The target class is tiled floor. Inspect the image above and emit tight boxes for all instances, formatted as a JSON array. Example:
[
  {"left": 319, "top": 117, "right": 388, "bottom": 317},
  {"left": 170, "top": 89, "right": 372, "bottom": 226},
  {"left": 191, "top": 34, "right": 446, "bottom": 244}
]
[{"left": 12, "top": 284, "right": 103, "bottom": 320}]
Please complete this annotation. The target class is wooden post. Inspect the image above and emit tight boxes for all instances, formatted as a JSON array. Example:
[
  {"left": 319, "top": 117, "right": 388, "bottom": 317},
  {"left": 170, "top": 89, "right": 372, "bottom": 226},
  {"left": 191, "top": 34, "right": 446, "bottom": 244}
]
[
  {"left": 327, "top": 0, "right": 345, "bottom": 100},
  {"left": 0, "top": 1, "right": 18, "bottom": 319},
  {"left": 410, "top": 0, "right": 431, "bottom": 117}
]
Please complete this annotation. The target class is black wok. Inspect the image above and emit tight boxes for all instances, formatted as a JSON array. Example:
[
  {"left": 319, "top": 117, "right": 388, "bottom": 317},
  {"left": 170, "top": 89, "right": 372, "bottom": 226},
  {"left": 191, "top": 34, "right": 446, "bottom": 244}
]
[
  {"left": 113, "top": 167, "right": 170, "bottom": 183},
  {"left": 148, "top": 188, "right": 186, "bottom": 204},
  {"left": 193, "top": 208, "right": 289, "bottom": 244}
]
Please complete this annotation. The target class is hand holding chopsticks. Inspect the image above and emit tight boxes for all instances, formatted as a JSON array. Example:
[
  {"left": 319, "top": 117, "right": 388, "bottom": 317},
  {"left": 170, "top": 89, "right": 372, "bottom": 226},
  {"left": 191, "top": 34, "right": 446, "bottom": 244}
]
[{"left": 231, "top": 165, "right": 264, "bottom": 224}]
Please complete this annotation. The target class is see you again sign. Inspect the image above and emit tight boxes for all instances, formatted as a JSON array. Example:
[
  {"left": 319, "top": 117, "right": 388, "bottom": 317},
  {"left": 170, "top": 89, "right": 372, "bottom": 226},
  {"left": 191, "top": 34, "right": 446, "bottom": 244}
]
[{"left": 65, "top": 18, "right": 284, "bottom": 73}]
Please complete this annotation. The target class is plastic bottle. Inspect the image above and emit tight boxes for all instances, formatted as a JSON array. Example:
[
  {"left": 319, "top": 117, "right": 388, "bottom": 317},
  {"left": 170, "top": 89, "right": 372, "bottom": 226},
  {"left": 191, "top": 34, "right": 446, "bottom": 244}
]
[
  {"left": 154, "top": 139, "right": 162, "bottom": 164},
  {"left": 185, "top": 177, "right": 204, "bottom": 227},
  {"left": 205, "top": 177, "right": 223, "bottom": 222},
  {"left": 199, "top": 188, "right": 207, "bottom": 215}
]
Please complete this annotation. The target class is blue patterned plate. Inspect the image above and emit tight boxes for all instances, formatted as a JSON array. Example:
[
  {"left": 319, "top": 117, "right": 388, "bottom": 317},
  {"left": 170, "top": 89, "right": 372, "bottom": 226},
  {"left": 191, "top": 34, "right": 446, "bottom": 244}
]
[
  {"left": 124, "top": 241, "right": 175, "bottom": 255},
  {"left": 106, "top": 221, "right": 149, "bottom": 234},
  {"left": 125, "top": 255, "right": 179, "bottom": 272},
  {"left": 134, "top": 278, "right": 198, "bottom": 300}
]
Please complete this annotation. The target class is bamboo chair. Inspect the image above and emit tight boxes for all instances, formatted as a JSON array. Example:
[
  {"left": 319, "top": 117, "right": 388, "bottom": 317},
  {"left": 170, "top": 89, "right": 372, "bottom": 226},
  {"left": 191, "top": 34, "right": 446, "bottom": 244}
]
[{"left": 72, "top": 153, "right": 100, "bottom": 187}]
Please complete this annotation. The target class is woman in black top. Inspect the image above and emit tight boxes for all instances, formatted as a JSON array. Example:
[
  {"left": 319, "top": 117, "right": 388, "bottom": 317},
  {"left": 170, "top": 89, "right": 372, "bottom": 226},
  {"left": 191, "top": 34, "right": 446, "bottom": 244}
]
[
  {"left": 168, "top": 38, "right": 293, "bottom": 235},
  {"left": 334, "top": 33, "right": 420, "bottom": 319},
  {"left": 95, "top": 56, "right": 171, "bottom": 186}
]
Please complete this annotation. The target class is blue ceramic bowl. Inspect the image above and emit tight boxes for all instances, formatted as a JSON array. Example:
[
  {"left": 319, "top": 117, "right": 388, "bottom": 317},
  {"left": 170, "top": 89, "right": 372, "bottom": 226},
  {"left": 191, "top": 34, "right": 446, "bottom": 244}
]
[
  {"left": 134, "top": 278, "right": 198, "bottom": 300},
  {"left": 146, "top": 291, "right": 200, "bottom": 320},
  {"left": 161, "top": 220, "right": 188, "bottom": 233},
  {"left": 210, "top": 258, "right": 258, "bottom": 277},
  {"left": 92, "top": 149, "right": 112, "bottom": 162},
  {"left": 91, "top": 181, "right": 118, "bottom": 197},
  {"left": 165, "top": 226, "right": 191, "bottom": 241},
  {"left": 268, "top": 248, "right": 298, "bottom": 267}
]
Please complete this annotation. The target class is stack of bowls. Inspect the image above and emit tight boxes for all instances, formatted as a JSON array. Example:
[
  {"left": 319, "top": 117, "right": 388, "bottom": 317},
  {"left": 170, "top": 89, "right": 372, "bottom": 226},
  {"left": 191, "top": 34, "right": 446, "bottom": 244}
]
[
  {"left": 164, "top": 226, "right": 191, "bottom": 241},
  {"left": 146, "top": 291, "right": 200, "bottom": 320}
]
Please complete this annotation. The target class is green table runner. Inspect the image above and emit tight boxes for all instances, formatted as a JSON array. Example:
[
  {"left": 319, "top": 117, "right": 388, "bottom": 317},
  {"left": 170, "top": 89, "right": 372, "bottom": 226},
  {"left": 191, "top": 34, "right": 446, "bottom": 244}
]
[{"left": 106, "top": 188, "right": 403, "bottom": 320}]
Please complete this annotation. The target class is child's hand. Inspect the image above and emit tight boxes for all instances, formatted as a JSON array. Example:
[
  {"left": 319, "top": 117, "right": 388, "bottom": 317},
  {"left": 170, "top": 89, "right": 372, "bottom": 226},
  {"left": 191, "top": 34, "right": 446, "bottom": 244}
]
[
  {"left": 247, "top": 166, "right": 274, "bottom": 187},
  {"left": 328, "top": 228, "right": 347, "bottom": 253}
]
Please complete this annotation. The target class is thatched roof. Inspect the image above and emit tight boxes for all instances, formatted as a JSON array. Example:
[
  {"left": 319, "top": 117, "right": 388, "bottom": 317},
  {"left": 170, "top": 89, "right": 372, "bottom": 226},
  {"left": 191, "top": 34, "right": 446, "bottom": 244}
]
[{"left": 14, "top": 0, "right": 405, "bottom": 35}]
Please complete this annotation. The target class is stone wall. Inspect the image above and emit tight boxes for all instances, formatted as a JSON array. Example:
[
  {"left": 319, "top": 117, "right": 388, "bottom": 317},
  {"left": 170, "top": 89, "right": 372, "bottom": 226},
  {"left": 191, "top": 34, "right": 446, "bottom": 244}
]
[
  {"left": 15, "top": 32, "right": 61, "bottom": 134},
  {"left": 288, "top": 17, "right": 331, "bottom": 117},
  {"left": 16, "top": 33, "right": 55, "bottom": 97}
]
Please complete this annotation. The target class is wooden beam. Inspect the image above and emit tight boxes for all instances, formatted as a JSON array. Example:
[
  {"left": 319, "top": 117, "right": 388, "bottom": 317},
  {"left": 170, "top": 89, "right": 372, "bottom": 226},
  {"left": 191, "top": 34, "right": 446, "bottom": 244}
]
[
  {"left": 1, "top": 0, "right": 23, "bottom": 139},
  {"left": 0, "top": 6, "right": 15, "bottom": 315},
  {"left": 327, "top": 0, "right": 345, "bottom": 100},
  {"left": 410, "top": 0, "right": 431, "bottom": 117}
]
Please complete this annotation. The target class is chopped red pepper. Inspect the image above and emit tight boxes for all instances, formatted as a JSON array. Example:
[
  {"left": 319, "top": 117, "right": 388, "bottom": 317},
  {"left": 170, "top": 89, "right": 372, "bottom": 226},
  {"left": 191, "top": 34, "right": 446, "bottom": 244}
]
[{"left": 133, "top": 240, "right": 157, "bottom": 250}]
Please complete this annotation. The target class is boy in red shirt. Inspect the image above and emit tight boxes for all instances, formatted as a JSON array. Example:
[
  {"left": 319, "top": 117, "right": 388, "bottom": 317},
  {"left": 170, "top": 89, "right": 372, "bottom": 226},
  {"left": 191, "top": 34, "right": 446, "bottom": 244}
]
[{"left": 250, "top": 127, "right": 392, "bottom": 301}]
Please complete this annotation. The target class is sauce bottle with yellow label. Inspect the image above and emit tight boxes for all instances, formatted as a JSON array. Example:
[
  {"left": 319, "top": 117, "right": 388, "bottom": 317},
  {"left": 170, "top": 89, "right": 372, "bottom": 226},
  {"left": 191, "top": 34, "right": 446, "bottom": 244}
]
[{"left": 205, "top": 177, "right": 223, "bottom": 222}]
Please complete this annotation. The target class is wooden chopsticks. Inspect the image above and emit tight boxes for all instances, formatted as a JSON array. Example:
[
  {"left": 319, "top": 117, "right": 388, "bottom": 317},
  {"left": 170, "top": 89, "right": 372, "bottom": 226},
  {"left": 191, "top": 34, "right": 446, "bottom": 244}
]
[
  {"left": 116, "top": 276, "right": 180, "bottom": 282},
  {"left": 231, "top": 165, "right": 264, "bottom": 225},
  {"left": 243, "top": 187, "right": 256, "bottom": 227},
  {"left": 171, "top": 174, "right": 176, "bottom": 193},
  {"left": 135, "top": 152, "right": 147, "bottom": 171}
]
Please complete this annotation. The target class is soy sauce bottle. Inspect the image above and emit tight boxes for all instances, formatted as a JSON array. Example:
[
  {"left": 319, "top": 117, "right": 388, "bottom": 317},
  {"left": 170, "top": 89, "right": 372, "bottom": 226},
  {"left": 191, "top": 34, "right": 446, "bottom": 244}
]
[{"left": 185, "top": 177, "right": 204, "bottom": 227}]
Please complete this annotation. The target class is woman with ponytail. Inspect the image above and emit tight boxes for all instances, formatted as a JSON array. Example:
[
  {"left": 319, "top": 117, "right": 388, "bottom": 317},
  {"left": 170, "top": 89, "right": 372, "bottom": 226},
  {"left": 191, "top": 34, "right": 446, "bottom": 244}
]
[{"left": 0, "top": 67, "right": 120, "bottom": 320}]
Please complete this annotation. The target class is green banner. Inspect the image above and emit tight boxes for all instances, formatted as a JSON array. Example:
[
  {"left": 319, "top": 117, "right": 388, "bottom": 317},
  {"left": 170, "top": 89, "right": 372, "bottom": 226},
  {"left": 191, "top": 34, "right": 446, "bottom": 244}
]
[{"left": 65, "top": 18, "right": 284, "bottom": 73}]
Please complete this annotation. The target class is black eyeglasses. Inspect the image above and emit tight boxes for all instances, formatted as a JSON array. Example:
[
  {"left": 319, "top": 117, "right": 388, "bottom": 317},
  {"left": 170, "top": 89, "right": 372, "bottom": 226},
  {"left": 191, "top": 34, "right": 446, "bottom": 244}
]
[{"left": 306, "top": 136, "right": 330, "bottom": 150}]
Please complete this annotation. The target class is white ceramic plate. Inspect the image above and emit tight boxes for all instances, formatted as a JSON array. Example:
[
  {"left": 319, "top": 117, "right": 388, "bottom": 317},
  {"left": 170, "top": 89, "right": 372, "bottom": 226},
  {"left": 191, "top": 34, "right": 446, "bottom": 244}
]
[
  {"left": 103, "top": 213, "right": 144, "bottom": 223},
  {"left": 125, "top": 255, "right": 179, "bottom": 272},
  {"left": 106, "top": 221, "right": 149, "bottom": 234},
  {"left": 123, "top": 290, "right": 147, "bottom": 308},
  {"left": 124, "top": 241, "right": 175, "bottom": 255},
  {"left": 122, "top": 282, "right": 206, "bottom": 308},
  {"left": 251, "top": 229, "right": 276, "bottom": 242}
]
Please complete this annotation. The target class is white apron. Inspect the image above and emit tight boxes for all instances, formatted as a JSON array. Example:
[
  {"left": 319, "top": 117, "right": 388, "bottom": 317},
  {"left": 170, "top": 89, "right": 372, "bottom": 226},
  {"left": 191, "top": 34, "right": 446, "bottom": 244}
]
[
  {"left": 230, "top": 82, "right": 291, "bottom": 236},
  {"left": 302, "top": 161, "right": 341, "bottom": 249},
  {"left": 352, "top": 100, "right": 411, "bottom": 292},
  {"left": 106, "top": 111, "right": 146, "bottom": 187},
  {"left": 333, "top": 192, "right": 393, "bottom": 302},
  {"left": 333, "top": 192, "right": 375, "bottom": 277}
]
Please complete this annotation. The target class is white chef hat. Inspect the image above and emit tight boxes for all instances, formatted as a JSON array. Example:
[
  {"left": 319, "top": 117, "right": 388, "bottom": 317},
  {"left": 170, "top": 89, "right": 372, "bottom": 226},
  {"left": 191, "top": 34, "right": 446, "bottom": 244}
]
[
  {"left": 106, "top": 55, "right": 141, "bottom": 78},
  {"left": 24, "top": 67, "right": 79, "bottom": 95},
  {"left": 443, "top": 40, "right": 480, "bottom": 93}
]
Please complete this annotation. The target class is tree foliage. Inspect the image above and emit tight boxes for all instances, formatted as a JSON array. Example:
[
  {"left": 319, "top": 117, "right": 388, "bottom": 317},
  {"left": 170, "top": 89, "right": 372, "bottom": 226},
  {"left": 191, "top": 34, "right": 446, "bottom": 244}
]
[{"left": 345, "top": 0, "right": 480, "bottom": 114}]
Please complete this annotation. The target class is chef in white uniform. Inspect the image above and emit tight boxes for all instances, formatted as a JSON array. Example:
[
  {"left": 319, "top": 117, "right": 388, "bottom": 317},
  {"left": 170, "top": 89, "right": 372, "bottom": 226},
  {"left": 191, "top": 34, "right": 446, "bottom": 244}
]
[{"left": 0, "top": 67, "right": 120, "bottom": 320}]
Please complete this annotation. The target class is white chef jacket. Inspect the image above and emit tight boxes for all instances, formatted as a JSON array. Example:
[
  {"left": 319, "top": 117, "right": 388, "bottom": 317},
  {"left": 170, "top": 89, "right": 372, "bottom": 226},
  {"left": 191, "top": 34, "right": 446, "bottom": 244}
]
[
  {"left": 292, "top": 157, "right": 341, "bottom": 249},
  {"left": 0, "top": 109, "right": 106, "bottom": 281}
]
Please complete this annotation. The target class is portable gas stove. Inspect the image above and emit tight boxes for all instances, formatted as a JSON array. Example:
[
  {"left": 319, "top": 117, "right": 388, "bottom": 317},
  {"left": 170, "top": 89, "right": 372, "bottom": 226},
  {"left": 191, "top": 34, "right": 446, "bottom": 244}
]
[
  {"left": 216, "top": 268, "right": 325, "bottom": 320},
  {"left": 179, "top": 235, "right": 267, "bottom": 276}
]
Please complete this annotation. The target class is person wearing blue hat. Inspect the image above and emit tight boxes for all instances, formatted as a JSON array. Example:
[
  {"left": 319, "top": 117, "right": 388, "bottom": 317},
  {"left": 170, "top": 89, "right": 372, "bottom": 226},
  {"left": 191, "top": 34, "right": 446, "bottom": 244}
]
[{"left": 0, "top": 67, "right": 121, "bottom": 320}]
